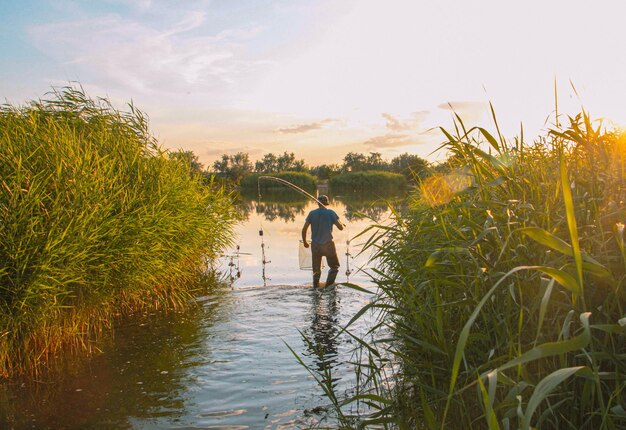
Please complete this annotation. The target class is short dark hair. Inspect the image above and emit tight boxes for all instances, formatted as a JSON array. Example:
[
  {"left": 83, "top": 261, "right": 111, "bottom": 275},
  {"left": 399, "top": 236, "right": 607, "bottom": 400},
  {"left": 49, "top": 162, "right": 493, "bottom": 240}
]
[{"left": 317, "top": 195, "right": 329, "bottom": 205}]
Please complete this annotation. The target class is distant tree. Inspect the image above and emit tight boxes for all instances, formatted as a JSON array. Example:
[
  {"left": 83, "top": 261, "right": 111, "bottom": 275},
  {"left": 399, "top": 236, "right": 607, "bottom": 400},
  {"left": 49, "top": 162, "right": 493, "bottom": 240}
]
[
  {"left": 231, "top": 152, "right": 253, "bottom": 180},
  {"left": 213, "top": 154, "right": 230, "bottom": 175},
  {"left": 276, "top": 152, "right": 296, "bottom": 171},
  {"left": 310, "top": 163, "right": 341, "bottom": 179},
  {"left": 342, "top": 152, "right": 368, "bottom": 172},
  {"left": 366, "top": 152, "right": 389, "bottom": 171},
  {"left": 255, "top": 151, "right": 307, "bottom": 173},
  {"left": 342, "top": 152, "right": 390, "bottom": 172},
  {"left": 291, "top": 159, "right": 307, "bottom": 172},
  {"left": 390, "top": 153, "right": 430, "bottom": 179},
  {"left": 255, "top": 153, "right": 278, "bottom": 173},
  {"left": 169, "top": 150, "right": 204, "bottom": 175},
  {"left": 277, "top": 151, "right": 307, "bottom": 171},
  {"left": 212, "top": 152, "right": 253, "bottom": 183}
]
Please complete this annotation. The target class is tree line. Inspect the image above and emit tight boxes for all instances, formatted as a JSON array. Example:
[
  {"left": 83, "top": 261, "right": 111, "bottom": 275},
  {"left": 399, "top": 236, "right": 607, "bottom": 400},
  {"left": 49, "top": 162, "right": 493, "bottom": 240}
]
[{"left": 171, "top": 150, "right": 431, "bottom": 183}]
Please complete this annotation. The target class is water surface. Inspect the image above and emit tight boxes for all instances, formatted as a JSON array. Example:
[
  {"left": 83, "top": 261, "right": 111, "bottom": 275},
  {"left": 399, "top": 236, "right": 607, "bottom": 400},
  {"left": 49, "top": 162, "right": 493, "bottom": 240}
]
[{"left": 0, "top": 195, "right": 393, "bottom": 429}]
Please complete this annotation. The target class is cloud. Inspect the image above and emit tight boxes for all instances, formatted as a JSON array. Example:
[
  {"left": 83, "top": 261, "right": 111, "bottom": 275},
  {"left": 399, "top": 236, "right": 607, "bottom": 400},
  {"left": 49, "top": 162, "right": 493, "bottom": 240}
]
[
  {"left": 363, "top": 133, "right": 414, "bottom": 148},
  {"left": 27, "top": 9, "right": 264, "bottom": 97},
  {"left": 437, "top": 101, "right": 488, "bottom": 124},
  {"left": 382, "top": 111, "right": 429, "bottom": 131},
  {"left": 277, "top": 118, "right": 338, "bottom": 134},
  {"left": 363, "top": 126, "right": 441, "bottom": 149},
  {"left": 203, "top": 145, "right": 261, "bottom": 156},
  {"left": 103, "top": 0, "right": 155, "bottom": 13}
]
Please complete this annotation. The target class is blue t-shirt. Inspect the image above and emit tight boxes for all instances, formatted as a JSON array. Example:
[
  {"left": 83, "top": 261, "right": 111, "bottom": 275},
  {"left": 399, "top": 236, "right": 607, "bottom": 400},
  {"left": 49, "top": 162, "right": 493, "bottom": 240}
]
[{"left": 306, "top": 207, "right": 339, "bottom": 245}]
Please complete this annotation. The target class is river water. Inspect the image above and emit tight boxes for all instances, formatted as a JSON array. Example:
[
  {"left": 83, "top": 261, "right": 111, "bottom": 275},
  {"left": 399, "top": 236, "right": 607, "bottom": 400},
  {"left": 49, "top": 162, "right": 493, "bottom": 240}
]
[{"left": 0, "top": 193, "right": 394, "bottom": 429}]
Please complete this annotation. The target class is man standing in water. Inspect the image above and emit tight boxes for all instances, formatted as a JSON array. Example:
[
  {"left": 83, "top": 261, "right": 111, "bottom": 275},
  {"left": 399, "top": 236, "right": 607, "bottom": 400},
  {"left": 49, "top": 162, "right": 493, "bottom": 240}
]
[{"left": 302, "top": 195, "right": 344, "bottom": 288}]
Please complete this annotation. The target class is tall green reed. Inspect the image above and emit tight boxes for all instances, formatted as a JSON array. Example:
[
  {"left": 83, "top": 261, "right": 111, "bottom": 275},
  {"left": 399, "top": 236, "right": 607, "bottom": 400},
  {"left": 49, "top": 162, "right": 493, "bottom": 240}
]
[
  {"left": 0, "top": 86, "right": 237, "bottom": 376},
  {"left": 316, "top": 110, "right": 625, "bottom": 429}
]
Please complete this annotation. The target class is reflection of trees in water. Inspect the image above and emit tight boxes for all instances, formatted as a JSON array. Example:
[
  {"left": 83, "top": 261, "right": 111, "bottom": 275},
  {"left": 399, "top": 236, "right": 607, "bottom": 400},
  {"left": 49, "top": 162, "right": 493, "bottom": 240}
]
[
  {"left": 235, "top": 189, "right": 406, "bottom": 223},
  {"left": 256, "top": 202, "right": 307, "bottom": 222},
  {"left": 236, "top": 200, "right": 308, "bottom": 223},
  {"left": 334, "top": 192, "right": 406, "bottom": 222},
  {"left": 239, "top": 188, "right": 310, "bottom": 204},
  {"left": 236, "top": 189, "right": 309, "bottom": 223},
  {"left": 341, "top": 204, "right": 389, "bottom": 222},
  {"left": 0, "top": 297, "right": 228, "bottom": 429}
]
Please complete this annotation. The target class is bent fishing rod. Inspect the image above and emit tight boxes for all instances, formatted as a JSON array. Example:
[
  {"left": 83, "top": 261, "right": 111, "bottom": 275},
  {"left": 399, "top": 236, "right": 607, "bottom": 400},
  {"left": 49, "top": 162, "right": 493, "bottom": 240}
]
[{"left": 257, "top": 176, "right": 326, "bottom": 206}]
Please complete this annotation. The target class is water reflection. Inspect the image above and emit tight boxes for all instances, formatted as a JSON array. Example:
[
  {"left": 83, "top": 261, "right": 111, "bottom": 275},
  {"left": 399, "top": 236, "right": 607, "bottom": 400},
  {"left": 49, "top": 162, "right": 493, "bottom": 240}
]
[
  {"left": 337, "top": 191, "right": 404, "bottom": 222},
  {"left": 237, "top": 189, "right": 308, "bottom": 223},
  {"left": 306, "top": 288, "right": 340, "bottom": 374},
  {"left": 0, "top": 296, "right": 229, "bottom": 430},
  {"left": 236, "top": 189, "right": 403, "bottom": 224},
  {"left": 1, "top": 190, "right": 392, "bottom": 429}
]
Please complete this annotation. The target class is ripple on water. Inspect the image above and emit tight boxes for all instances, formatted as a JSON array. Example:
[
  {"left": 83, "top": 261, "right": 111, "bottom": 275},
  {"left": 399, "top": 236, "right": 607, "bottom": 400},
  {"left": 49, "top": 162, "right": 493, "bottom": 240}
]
[{"left": 0, "top": 284, "right": 376, "bottom": 429}]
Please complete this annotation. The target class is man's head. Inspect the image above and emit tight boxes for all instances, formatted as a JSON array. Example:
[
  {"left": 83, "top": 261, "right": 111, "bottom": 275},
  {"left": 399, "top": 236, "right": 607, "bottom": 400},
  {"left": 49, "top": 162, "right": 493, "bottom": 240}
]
[{"left": 317, "top": 195, "right": 330, "bottom": 206}]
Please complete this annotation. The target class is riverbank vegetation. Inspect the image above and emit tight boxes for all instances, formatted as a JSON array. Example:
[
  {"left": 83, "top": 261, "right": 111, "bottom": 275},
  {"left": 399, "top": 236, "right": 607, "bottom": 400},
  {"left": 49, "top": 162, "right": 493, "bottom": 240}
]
[
  {"left": 0, "top": 88, "right": 237, "bottom": 377},
  {"left": 330, "top": 170, "right": 406, "bottom": 192},
  {"left": 325, "top": 111, "right": 626, "bottom": 429},
  {"left": 210, "top": 149, "right": 430, "bottom": 188},
  {"left": 240, "top": 171, "right": 317, "bottom": 192}
]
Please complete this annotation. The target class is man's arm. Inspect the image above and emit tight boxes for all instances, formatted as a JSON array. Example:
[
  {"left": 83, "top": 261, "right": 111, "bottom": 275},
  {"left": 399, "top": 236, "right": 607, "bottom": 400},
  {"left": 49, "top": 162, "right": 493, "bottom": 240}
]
[{"left": 302, "top": 222, "right": 311, "bottom": 248}]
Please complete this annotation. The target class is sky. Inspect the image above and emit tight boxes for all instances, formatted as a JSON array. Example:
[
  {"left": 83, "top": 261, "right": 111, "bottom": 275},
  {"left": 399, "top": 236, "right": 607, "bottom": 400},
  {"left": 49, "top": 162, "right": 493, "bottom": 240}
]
[{"left": 1, "top": 0, "right": 625, "bottom": 167}]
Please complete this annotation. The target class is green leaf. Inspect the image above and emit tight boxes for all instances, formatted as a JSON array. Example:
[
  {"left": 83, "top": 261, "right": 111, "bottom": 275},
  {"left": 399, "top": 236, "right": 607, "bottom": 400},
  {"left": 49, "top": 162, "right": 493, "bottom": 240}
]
[
  {"left": 420, "top": 388, "right": 438, "bottom": 430},
  {"left": 338, "top": 282, "right": 375, "bottom": 295},
  {"left": 521, "top": 366, "right": 588, "bottom": 430},
  {"left": 611, "top": 405, "right": 626, "bottom": 419},
  {"left": 343, "top": 393, "right": 393, "bottom": 406},
  {"left": 519, "top": 227, "right": 573, "bottom": 256},
  {"left": 335, "top": 301, "right": 375, "bottom": 338},
  {"left": 499, "top": 312, "right": 591, "bottom": 373},
  {"left": 533, "top": 266, "right": 581, "bottom": 295},
  {"left": 442, "top": 265, "right": 531, "bottom": 427},
  {"left": 560, "top": 159, "right": 583, "bottom": 301},
  {"left": 478, "top": 370, "right": 500, "bottom": 430},
  {"left": 535, "top": 279, "right": 555, "bottom": 346},
  {"left": 478, "top": 127, "right": 500, "bottom": 153},
  {"left": 519, "top": 227, "right": 607, "bottom": 271}
]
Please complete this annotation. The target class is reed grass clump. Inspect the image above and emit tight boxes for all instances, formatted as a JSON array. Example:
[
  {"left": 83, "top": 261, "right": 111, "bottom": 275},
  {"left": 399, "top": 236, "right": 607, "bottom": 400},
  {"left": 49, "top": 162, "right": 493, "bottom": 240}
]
[
  {"left": 327, "top": 110, "right": 626, "bottom": 429},
  {"left": 240, "top": 171, "right": 317, "bottom": 192},
  {"left": 0, "top": 87, "right": 237, "bottom": 376},
  {"left": 330, "top": 170, "right": 406, "bottom": 192}
]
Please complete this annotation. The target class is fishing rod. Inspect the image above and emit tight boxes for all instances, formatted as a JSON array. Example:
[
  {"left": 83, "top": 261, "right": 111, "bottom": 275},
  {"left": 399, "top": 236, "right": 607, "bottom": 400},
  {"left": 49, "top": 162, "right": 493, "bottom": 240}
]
[
  {"left": 258, "top": 175, "right": 346, "bottom": 228},
  {"left": 257, "top": 175, "right": 326, "bottom": 206},
  {"left": 256, "top": 175, "right": 350, "bottom": 286}
]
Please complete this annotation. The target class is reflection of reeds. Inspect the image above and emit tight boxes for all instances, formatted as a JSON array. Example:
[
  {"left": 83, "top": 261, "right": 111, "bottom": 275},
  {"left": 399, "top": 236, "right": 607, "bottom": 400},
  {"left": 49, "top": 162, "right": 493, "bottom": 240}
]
[
  {"left": 0, "top": 292, "right": 229, "bottom": 428},
  {"left": 0, "top": 87, "right": 237, "bottom": 376},
  {"left": 239, "top": 187, "right": 310, "bottom": 203},
  {"left": 317, "top": 110, "right": 626, "bottom": 429}
]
